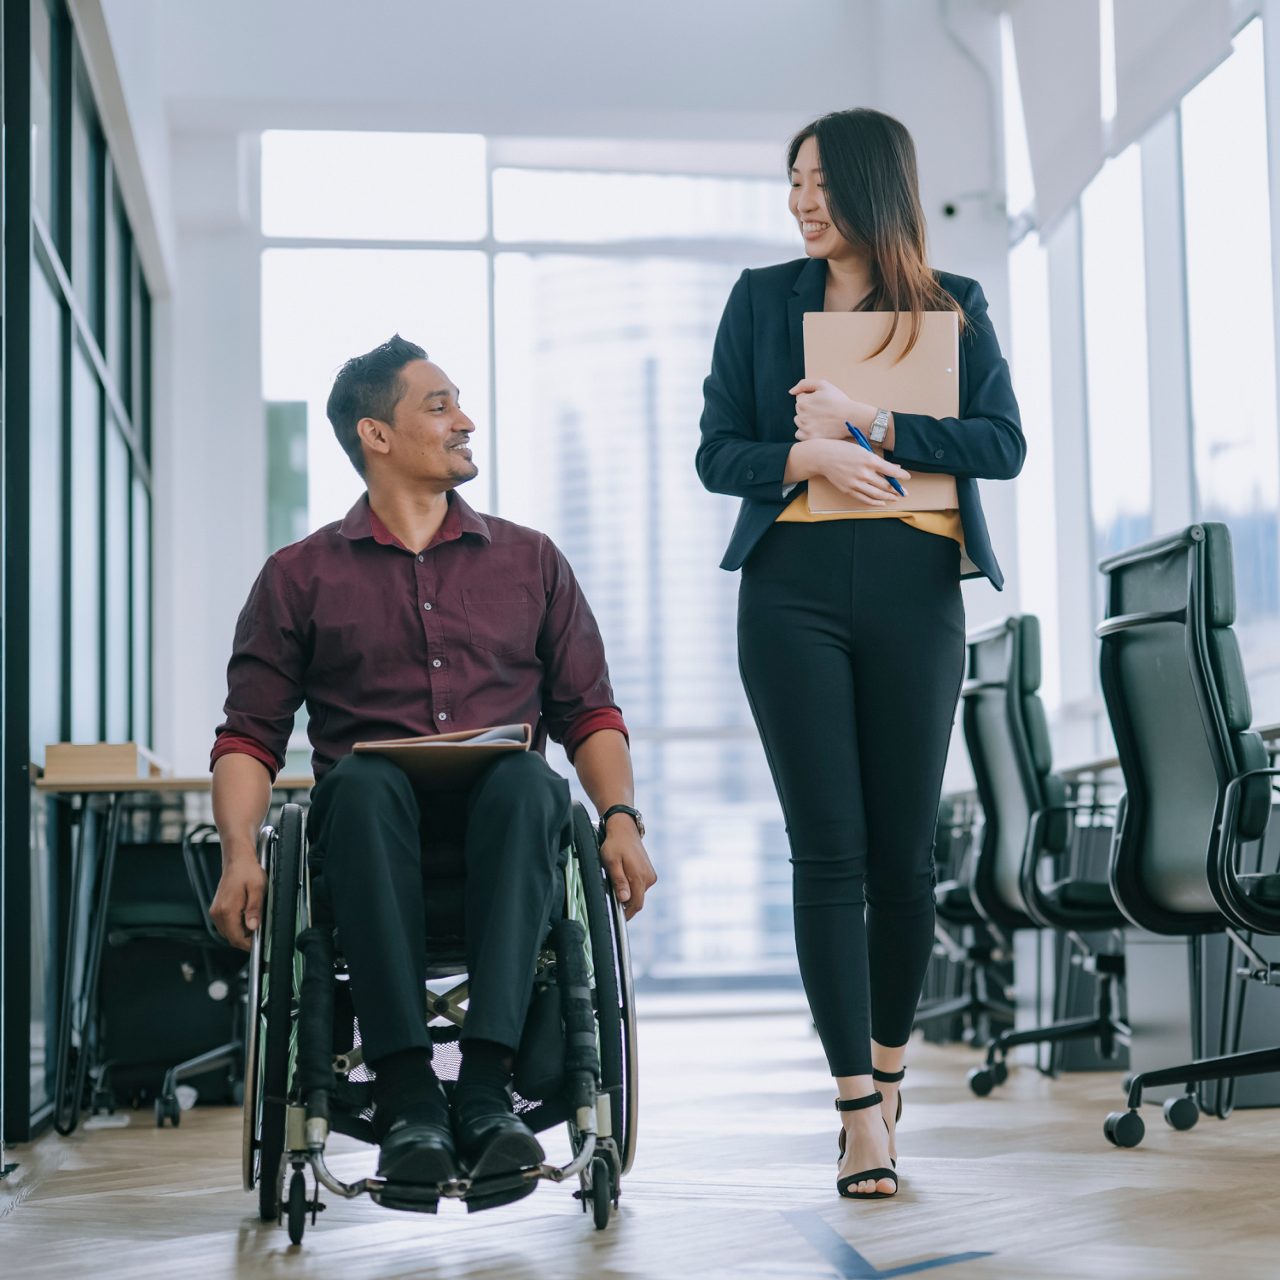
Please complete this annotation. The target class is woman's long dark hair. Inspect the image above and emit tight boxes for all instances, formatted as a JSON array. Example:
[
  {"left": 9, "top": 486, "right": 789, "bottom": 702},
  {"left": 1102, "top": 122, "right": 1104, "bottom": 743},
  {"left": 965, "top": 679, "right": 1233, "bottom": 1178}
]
[{"left": 788, "top": 108, "right": 964, "bottom": 358}]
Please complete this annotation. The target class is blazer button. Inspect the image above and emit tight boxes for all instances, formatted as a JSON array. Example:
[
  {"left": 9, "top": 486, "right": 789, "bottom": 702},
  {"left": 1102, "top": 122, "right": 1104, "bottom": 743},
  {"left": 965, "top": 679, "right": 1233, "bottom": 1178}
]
[
  {"left": 746, "top": 468, "right": 756, "bottom": 481},
  {"left": 933, "top": 449, "right": 945, "bottom": 459}
]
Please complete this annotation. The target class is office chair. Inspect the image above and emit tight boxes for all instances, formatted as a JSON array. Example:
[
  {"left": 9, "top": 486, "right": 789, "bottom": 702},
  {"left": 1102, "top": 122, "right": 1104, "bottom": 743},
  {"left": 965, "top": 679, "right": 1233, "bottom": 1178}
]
[
  {"left": 1097, "top": 523, "right": 1279, "bottom": 1147},
  {"left": 960, "top": 615, "right": 1129, "bottom": 1096},
  {"left": 914, "top": 795, "right": 1016, "bottom": 1044}
]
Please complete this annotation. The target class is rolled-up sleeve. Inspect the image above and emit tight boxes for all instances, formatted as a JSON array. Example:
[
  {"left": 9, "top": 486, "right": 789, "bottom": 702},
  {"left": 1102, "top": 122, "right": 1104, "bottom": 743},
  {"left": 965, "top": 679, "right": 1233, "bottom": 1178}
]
[
  {"left": 210, "top": 557, "right": 307, "bottom": 780},
  {"left": 886, "top": 280, "right": 1026, "bottom": 481},
  {"left": 536, "top": 537, "right": 628, "bottom": 763},
  {"left": 696, "top": 269, "right": 795, "bottom": 502}
]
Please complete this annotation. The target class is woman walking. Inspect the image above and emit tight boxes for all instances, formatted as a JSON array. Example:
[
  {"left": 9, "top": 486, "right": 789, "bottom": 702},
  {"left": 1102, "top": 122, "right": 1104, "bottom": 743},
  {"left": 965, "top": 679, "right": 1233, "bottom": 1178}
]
[{"left": 696, "top": 108, "right": 1024, "bottom": 1200}]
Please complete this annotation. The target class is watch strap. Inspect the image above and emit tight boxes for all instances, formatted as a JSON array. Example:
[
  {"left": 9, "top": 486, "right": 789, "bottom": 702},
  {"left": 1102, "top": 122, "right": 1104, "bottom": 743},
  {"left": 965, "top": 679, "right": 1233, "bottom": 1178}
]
[{"left": 598, "top": 804, "right": 644, "bottom": 840}]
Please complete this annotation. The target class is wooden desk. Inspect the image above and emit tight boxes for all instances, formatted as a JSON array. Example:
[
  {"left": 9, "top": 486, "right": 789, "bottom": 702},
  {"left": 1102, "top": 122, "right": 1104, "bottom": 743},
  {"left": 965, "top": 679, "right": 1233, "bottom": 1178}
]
[{"left": 40, "top": 772, "right": 310, "bottom": 1134}]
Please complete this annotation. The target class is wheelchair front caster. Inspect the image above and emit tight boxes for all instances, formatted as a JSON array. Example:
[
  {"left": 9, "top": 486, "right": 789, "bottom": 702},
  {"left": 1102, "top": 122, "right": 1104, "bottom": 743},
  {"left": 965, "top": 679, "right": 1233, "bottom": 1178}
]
[
  {"left": 967, "top": 1067, "right": 995, "bottom": 1097},
  {"left": 1163, "top": 1095, "right": 1200, "bottom": 1132},
  {"left": 589, "top": 1156, "right": 612, "bottom": 1230},
  {"left": 155, "top": 1095, "right": 181, "bottom": 1128},
  {"left": 1104, "top": 1110, "right": 1145, "bottom": 1148},
  {"left": 287, "top": 1170, "right": 308, "bottom": 1245}
]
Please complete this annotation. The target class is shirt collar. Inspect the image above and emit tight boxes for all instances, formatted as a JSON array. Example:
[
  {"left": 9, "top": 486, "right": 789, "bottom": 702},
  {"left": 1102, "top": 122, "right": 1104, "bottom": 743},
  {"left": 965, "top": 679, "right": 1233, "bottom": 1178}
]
[{"left": 337, "top": 491, "right": 492, "bottom": 550}]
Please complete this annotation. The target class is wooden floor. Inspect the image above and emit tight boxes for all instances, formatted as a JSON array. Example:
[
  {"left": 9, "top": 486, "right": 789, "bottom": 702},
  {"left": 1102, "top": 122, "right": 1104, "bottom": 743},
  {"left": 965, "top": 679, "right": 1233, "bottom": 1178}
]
[{"left": 4, "top": 1003, "right": 1277, "bottom": 1279}]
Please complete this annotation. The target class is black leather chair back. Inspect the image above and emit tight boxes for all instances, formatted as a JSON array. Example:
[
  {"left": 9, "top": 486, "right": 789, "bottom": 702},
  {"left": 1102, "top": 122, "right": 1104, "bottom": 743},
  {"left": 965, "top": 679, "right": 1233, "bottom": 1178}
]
[
  {"left": 1098, "top": 523, "right": 1270, "bottom": 935},
  {"left": 962, "top": 616, "right": 1067, "bottom": 931}
]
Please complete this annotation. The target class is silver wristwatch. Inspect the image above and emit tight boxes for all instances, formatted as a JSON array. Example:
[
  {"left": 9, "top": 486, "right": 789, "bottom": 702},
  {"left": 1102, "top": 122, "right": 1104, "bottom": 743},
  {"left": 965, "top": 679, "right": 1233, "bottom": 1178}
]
[{"left": 869, "top": 407, "right": 891, "bottom": 444}]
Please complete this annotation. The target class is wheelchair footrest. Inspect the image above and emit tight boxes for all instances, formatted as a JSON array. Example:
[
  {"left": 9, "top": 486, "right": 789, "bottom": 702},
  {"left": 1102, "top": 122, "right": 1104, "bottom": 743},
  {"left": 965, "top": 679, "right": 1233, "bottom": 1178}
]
[
  {"left": 369, "top": 1181, "right": 442, "bottom": 1215},
  {"left": 463, "top": 1168, "right": 539, "bottom": 1214}
]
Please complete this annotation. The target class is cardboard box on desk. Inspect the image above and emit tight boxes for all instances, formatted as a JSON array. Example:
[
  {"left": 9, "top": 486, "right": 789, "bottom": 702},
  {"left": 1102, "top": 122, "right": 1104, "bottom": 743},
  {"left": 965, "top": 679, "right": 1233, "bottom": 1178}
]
[
  {"left": 41, "top": 742, "right": 168, "bottom": 784},
  {"left": 353, "top": 723, "right": 531, "bottom": 792}
]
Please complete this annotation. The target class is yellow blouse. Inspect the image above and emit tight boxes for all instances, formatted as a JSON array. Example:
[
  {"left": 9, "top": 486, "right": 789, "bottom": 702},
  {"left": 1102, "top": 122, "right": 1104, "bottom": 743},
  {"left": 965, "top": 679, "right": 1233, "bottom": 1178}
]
[{"left": 776, "top": 489, "right": 965, "bottom": 546}]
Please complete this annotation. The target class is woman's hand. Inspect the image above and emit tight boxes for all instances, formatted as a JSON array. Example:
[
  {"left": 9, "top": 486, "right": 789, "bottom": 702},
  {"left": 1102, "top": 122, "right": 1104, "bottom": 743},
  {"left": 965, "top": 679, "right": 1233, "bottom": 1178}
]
[
  {"left": 789, "top": 379, "right": 877, "bottom": 442},
  {"left": 805, "top": 438, "right": 911, "bottom": 506}
]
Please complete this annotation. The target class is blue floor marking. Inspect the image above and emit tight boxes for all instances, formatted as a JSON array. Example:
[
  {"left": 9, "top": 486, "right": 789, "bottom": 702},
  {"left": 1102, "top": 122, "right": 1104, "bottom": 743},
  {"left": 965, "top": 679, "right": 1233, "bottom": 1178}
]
[{"left": 783, "top": 1210, "right": 994, "bottom": 1278}]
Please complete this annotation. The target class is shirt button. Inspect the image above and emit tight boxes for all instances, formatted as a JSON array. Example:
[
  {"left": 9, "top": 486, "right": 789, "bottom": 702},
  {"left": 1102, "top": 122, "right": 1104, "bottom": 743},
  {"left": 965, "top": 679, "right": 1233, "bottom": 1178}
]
[
  {"left": 746, "top": 468, "right": 756, "bottom": 481},
  {"left": 432, "top": 659, "right": 442, "bottom": 668},
  {"left": 423, "top": 602, "right": 432, "bottom": 610},
  {"left": 417, "top": 554, "right": 424, "bottom": 563},
  {"left": 438, "top": 712, "right": 447, "bottom": 721},
  {"left": 933, "top": 449, "right": 944, "bottom": 459}
]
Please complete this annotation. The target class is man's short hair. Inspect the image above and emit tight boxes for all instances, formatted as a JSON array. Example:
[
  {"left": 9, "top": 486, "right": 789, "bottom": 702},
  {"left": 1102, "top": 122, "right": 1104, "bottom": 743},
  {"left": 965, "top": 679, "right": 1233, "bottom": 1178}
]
[{"left": 325, "top": 334, "right": 428, "bottom": 477}]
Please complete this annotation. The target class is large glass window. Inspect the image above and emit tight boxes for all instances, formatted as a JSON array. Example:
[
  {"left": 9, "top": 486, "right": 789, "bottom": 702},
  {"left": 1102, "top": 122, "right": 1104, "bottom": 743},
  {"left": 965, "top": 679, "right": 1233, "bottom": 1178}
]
[
  {"left": 105, "top": 421, "right": 131, "bottom": 741},
  {"left": 261, "top": 248, "right": 490, "bottom": 528},
  {"left": 492, "top": 170, "right": 795, "bottom": 245},
  {"left": 1080, "top": 144, "right": 1153, "bottom": 565},
  {"left": 131, "top": 478, "right": 152, "bottom": 743},
  {"left": 31, "top": 0, "right": 55, "bottom": 229},
  {"left": 260, "top": 131, "right": 487, "bottom": 242},
  {"left": 70, "top": 67, "right": 102, "bottom": 323},
  {"left": 261, "top": 133, "right": 794, "bottom": 980},
  {"left": 30, "top": 267, "right": 64, "bottom": 764},
  {"left": 1182, "top": 18, "right": 1279, "bottom": 636},
  {"left": 70, "top": 343, "right": 102, "bottom": 742}
]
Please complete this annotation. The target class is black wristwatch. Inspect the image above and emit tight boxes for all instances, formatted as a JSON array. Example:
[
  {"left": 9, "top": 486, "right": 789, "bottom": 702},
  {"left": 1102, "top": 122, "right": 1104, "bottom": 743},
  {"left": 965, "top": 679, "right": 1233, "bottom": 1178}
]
[{"left": 598, "top": 804, "right": 645, "bottom": 842}]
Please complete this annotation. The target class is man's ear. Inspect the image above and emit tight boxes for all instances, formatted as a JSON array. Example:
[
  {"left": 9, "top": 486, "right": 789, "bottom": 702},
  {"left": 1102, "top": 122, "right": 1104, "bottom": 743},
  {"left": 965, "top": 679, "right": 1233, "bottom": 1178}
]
[{"left": 356, "top": 417, "right": 392, "bottom": 461}]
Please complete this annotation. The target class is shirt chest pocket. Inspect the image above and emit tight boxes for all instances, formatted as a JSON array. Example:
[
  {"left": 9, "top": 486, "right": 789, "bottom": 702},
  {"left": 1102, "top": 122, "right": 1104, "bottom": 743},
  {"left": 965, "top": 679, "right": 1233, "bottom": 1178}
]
[{"left": 461, "top": 588, "right": 537, "bottom": 663}]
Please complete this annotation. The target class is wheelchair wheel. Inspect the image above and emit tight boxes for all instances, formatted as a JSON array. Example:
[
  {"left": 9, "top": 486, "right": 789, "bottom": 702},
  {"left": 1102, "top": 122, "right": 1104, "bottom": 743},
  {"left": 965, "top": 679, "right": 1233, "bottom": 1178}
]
[
  {"left": 571, "top": 804, "right": 639, "bottom": 1175},
  {"left": 242, "top": 804, "right": 304, "bottom": 1223}
]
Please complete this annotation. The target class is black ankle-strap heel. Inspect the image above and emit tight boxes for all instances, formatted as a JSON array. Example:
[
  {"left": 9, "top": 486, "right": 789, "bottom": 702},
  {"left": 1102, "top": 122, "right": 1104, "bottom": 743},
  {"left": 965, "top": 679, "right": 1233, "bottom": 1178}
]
[
  {"left": 834, "top": 1092, "right": 898, "bottom": 1200},
  {"left": 837, "top": 1067, "right": 906, "bottom": 1166},
  {"left": 873, "top": 1066, "right": 906, "bottom": 1124}
]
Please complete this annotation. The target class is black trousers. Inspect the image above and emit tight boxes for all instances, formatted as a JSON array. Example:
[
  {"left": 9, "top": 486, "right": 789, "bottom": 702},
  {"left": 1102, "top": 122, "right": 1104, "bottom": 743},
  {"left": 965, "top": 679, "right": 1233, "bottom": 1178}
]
[
  {"left": 738, "top": 519, "right": 965, "bottom": 1077},
  {"left": 306, "top": 750, "right": 572, "bottom": 1064}
]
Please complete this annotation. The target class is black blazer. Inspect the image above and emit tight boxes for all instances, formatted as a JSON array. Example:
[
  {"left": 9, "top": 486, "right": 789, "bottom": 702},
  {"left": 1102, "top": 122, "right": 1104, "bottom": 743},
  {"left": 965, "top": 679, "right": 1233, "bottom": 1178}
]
[{"left": 696, "top": 257, "right": 1025, "bottom": 589}]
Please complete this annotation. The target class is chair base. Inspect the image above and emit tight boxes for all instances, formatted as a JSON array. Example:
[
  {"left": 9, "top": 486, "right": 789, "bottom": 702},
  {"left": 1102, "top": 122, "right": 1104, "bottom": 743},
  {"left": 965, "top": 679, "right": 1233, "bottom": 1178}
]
[
  {"left": 1103, "top": 1045, "right": 1280, "bottom": 1148},
  {"left": 968, "top": 971, "right": 1130, "bottom": 1096}
]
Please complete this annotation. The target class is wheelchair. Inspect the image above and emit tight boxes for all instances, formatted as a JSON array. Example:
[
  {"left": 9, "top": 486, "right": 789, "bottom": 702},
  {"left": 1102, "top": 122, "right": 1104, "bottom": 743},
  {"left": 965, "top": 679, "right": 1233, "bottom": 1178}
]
[{"left": 241, "top": 799, "right": 637, "bottom": 1245}]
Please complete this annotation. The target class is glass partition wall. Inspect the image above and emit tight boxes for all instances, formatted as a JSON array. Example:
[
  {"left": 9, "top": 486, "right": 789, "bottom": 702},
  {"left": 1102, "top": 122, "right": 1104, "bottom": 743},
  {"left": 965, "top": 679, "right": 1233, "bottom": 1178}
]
[{"left": 2, "top": 0, "right": 155, "bottom": 1144}]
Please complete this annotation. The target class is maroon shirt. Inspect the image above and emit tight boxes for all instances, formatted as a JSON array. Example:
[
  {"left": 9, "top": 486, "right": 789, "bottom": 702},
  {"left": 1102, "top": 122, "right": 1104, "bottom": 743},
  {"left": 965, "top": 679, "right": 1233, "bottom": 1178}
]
[{"left": 211, "top": 492, "right": 628, "bottom": 782}]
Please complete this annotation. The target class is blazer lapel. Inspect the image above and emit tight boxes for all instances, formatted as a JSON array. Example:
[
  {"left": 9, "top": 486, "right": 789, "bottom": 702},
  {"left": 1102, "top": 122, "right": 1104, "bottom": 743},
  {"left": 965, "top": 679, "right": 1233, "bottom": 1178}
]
[{"left": 788, "top": 257, "right": 828, "bottom": 384}]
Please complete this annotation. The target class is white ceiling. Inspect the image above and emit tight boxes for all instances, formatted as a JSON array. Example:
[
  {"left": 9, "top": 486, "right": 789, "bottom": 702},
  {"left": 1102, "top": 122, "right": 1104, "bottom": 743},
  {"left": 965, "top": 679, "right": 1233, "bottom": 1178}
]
[{"left": 153, "top": 0, "right": 880, "bottom": 144}]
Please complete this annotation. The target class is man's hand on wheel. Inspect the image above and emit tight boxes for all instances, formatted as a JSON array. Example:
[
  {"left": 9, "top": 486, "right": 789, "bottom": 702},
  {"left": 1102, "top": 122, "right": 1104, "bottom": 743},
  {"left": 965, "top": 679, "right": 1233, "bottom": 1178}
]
[
  {"left": 600, "top": 822, "right": 657, "bottom": 921},
  {"left": 210, "top": 856, "right": 267, "bottom": 950}
]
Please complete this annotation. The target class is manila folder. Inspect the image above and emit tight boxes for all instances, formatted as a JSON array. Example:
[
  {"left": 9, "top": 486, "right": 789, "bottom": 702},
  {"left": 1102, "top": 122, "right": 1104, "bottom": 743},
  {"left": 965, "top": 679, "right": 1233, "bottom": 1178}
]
[
  {"left": 804, "top": 311, "right": 959, "bottom": 514},
  {"left": 353, "top": 723, "right": 531, "bottom": 792}
]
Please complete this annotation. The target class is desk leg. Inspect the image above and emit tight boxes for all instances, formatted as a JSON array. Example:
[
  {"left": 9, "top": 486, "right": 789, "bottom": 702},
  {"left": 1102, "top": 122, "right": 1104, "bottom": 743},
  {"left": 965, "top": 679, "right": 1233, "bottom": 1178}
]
[
  {"left": 53, "top": 795, "right": 92, "bottom": 1134},
  {"left": 53, "top": 795, "right": 124, "bottom": 1135}
]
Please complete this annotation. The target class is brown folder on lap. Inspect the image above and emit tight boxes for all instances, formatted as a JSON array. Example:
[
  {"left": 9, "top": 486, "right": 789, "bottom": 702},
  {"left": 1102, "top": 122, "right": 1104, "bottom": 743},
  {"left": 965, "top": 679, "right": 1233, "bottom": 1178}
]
[
  {"left": 803, "top": 311, "right": 960, "bottom": 514},
  {"left": 353, "top": 723, "right": 531, "bottom": 791}
]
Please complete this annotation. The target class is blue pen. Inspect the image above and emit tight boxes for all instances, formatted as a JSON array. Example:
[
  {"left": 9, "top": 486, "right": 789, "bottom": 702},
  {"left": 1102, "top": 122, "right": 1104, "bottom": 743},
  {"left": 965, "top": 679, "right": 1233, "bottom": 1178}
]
[{"left": 846, "top": 422, "right": 906, "bottom": 497}]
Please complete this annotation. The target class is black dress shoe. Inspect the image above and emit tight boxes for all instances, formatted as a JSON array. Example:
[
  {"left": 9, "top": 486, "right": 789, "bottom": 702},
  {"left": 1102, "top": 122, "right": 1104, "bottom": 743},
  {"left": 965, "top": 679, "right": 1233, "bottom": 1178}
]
[
  {"left": 452, "top": 1088, "right": 544, "bottom": 1211},
  {"left": 375, "top": 1114, "right": 459, "bottom": 1187}
]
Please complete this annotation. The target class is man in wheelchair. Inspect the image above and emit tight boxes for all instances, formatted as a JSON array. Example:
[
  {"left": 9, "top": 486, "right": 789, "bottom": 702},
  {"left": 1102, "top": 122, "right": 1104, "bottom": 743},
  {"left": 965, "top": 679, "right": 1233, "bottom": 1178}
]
[{"left": 208, "top": 334, "right": 656, "bottom": 1205}]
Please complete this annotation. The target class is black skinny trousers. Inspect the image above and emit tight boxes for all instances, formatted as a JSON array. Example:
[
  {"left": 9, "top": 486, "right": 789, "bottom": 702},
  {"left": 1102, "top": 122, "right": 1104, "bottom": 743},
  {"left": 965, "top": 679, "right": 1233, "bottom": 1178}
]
[
  {"left": 306, "top": 750, "right": 571, "bottom": 1064},
  {"left": 738, "top": 519, "right": 966, "bottom": 1077}
]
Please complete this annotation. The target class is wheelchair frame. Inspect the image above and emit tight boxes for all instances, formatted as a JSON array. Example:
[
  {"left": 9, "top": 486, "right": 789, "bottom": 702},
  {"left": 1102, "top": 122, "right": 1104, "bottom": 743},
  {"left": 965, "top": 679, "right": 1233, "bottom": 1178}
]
[{"left": 241, "top": 801, "right": 637, "bottom": 1242}]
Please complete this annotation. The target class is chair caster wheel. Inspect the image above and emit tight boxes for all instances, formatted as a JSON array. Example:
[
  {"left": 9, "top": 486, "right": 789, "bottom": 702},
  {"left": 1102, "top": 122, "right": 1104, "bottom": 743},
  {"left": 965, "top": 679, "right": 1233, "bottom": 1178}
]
[
  {"left": 590, "top": 1156, "right": 612, "bottom": 1230},
  {"left": 967, "top": 1067, "right": 995, "bottom": 1097},
  {"left": 287, "top": 1170, "right": 308, "bottom": 1246},
  {"left": 154, "top": 1095, "right": 180, "bottom": 1127},
  {"left": 1163, "top": 1095, "right": 1200, "bottom": 1131},
  {"left": 1104, "top": 1110, "right": 1145, "bottom": 1148},
  {"left": 990, "top": 1061, "right": 1009, "bottom": 1085}
]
